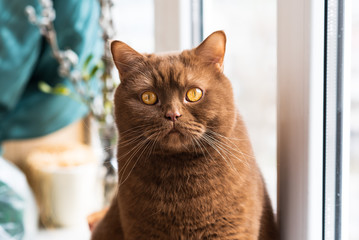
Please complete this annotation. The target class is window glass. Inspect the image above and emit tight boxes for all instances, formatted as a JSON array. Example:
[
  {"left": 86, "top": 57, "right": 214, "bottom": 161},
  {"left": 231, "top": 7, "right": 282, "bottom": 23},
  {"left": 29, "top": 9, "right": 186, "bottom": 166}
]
[
  {"left": 203, "top": 0, "right": 277, "bottom": 208},
  {"left": 112, "top": 0, "right": 154, "bottom": 53},
  {"left": 350, "top": 2, "right": 359, "bottom": 239}
]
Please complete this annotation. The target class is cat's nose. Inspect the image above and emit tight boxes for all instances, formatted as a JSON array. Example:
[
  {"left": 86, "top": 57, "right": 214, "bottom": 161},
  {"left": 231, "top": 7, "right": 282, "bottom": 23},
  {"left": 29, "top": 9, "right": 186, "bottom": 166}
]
[{"left": 165, "top": 111, "right": 182, "bottom": 122}]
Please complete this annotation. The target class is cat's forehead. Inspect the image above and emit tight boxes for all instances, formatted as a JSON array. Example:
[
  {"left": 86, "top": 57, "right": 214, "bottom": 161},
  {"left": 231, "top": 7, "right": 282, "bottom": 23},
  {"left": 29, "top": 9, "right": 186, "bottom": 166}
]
[
  {"left": 144, "top": 51, "right": 183, "bottom": 65},
  {"left": 148, "top": 51, "right": 180, "bottom": 57},
  {"left": 139, "top": 52, "right": 204, "bottom": 90}
]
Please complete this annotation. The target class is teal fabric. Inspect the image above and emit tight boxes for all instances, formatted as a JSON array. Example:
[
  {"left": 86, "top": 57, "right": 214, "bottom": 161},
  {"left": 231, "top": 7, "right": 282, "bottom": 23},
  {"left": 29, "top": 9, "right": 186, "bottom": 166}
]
[
  {"left": 0, "top": 0, "right": 103, "bottom": 143},
  {"left": 0, "top": 156, "right": 38, "bottom": 240},
  {"left": 0, "top": 181, "right": 24, "bottom": 239}
]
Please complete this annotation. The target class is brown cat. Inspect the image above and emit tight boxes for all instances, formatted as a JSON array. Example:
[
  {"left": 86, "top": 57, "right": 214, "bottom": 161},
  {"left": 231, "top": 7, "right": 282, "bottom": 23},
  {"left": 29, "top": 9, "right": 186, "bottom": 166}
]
[{"left": 91, "top": 31, "right": 277, "bottom": 240}]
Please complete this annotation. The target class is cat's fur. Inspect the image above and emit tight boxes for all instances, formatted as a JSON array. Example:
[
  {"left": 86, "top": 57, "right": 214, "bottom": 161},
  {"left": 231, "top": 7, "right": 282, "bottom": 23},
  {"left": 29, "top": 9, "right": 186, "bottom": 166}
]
[{"left": 91, "top": 31, "right": 277, "bottom": 240}]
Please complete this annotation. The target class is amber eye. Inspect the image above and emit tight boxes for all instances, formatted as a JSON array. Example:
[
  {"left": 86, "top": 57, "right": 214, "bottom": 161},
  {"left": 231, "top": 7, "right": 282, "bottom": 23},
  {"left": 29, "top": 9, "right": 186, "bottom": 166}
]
[
  {"left": 186, "top": 88, "right": 203, "bottom": 102},
  {"left": 141, "top": 91, "right": 158, "bottom": 105}
]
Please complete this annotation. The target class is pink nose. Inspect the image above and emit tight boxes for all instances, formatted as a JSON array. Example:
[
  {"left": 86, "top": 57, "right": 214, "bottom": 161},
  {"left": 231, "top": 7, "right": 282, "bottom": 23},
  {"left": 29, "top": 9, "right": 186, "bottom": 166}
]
[{"left": 165, "top": 111, "right": 182, "bottom": 122}]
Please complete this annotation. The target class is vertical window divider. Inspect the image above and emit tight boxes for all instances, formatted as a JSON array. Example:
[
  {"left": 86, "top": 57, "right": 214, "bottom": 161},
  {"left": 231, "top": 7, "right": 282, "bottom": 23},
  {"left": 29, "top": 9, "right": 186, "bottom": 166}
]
[
  {"left": 338, "top": 0, "right": 351, "bottom": 239},
  {"left": 277, "top": 0, "right": 325, "bottom": 239},
  {"left": 324, "top": 0, "right": 351, "bottom": 239}
]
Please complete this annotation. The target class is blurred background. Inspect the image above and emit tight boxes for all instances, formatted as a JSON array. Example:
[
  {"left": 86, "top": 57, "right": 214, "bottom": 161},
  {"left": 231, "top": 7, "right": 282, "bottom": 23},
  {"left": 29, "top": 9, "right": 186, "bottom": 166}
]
[{"left": 0, "top": 0, "right": 357, "bottom": 239}]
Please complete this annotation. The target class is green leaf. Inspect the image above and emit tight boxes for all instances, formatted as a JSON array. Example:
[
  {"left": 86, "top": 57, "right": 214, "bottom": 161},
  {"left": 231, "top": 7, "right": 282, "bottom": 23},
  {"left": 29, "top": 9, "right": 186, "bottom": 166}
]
[
  {"left": 53, "top": 85, "right": 71, "bottom": 96},
  {"left": 83, "top": 54, "right": 93, "bottom": 71},
  {"left": 89, "top": 64, "right": 100, "bottom": 79},
  {"left": 38, "top": 81, "right": 53, "bottom": 93}
]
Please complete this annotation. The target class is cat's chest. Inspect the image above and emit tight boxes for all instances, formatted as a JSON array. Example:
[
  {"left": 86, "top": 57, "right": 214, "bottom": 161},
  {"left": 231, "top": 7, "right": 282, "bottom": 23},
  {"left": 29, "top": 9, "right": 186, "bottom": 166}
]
[
  {"left": 138, "top": 156, "right": 228, "bottom": 193},
  {"left": 122, "top": 156, "right": 238, "bottom": 214},
  {"left": 118, "top": 153, "right": 250, "bottom": 239},
  {"left": 120, "top": 165, "right": 245, "bottom": 240}
]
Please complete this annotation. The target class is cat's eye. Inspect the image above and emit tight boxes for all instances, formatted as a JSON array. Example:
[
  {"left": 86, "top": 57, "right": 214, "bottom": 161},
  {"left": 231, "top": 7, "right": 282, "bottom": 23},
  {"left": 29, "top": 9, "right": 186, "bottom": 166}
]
[
  {"left": 141, "top": 91, "right": 158, "bottom": 105},
  {"left": 186, "top": 88, "right": 203, "bottom": 102}
]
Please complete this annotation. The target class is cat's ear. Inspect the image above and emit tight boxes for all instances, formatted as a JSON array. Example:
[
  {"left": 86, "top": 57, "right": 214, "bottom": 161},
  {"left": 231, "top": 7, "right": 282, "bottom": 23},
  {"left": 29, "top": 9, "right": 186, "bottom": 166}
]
[
  {"left": 111, "top": 40, "right": 143, "bottom": 78},
  {"left": 194, "top": 31, "right": 226, "bottom": 72}
]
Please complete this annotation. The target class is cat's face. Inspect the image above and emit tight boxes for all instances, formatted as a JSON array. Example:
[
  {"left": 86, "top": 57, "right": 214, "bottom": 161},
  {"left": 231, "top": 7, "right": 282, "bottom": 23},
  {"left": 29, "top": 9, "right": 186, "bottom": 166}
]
[{"left": 112, "top": 31, "right": 236, "bottom": 153}]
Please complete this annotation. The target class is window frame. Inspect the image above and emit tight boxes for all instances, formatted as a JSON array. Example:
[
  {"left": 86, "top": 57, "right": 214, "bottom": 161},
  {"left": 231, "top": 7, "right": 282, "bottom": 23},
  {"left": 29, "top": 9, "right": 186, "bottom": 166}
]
[
  {"left": 277, "top": 0, "right": 325, "bottom": 238},
  {"left": 277, "top": 0, "right": 351, "bottom": 239}
]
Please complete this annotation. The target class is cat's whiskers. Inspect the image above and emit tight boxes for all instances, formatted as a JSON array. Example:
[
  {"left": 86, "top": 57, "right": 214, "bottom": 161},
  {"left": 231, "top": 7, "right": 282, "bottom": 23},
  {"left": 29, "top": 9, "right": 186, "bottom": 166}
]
[
  {"left": 119, "top": 133, "right": 159, "bottom": 186},
  {"left": 119, "top": 133, "right": 146, "bottom": 148},
  {"left": 206, "top": 129, "right": 255, "bottom": 159},
  {"left": 118, "top": 136, "right": 149, "bottom": 178},
  {"left": 206, "top": 129, "right": 247, "bottom": 142},
  {"left": 203, "top": 134, "right": 252, "bottom": 172},
  {"left": 180, "top": 141, "right": 191, "bottom": 152},
  {"left": 144, "top": 132, "right": 160, "bottom": 163},
  {"left": 202, "top": 139, "right": 246, "bottom": 183},
  {"left": 117, "top": 128, "right": 160, "bottom": 177},
  {"left": 117, "top": 132, "right": 151, "bottom": 152},
  {"left": 206, "top": 133, "right": 255, "bottom": 162},
  {"left": 80, "top": 120, "right": 152, "bottom": 153},
  {"left": 119, "top": 141, "right": 150, "bottom": 186},
  {"left": 191, "top": 137, "right": 211, "bottom": 163},
  {"left": 145, "top": 127, "right": 168, "bottom": 140},
  {"left": 189, "top": 138, "right": 200, "bottom": 156},
  {"left": 180, "top": 124, "right": 205, "bottom": 140},
  {"left": 118, "top": 136, "right": 148, "bottom": 161},
  {"left": 185, "top": 126, "right": 242, "bottom": 170},
  {"left": 201, "top": 135, "right": 241, "bottom": 176},
  {"left": 196, "top": 137, "right": 217, "bottom": 165},
  {"left": 119, "top": 123, "right": 154, "bottom": 136},
  {"left": 118, "top": 132, "right": 159, "bottom": 187},
  {"left": 118, "top": 138, "right": 151, "bottom": 187},
  {"left": 118, "top": 124, "right": 157, "bottom": 148},
  {"left": 208, "top": 123, "right": 251, "bottom": 138}
]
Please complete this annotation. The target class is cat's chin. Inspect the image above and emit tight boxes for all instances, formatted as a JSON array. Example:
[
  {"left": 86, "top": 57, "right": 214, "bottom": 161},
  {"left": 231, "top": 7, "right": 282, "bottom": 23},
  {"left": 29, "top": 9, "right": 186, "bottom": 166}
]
[{"left": 161, "top": 132, "right": 191, "bottom": 152}]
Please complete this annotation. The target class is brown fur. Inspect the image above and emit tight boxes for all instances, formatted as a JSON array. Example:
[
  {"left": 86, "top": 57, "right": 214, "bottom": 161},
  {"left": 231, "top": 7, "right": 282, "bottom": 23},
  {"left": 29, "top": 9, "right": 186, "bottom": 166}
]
[{"left": 92, "top": 31, "right": 277, "bottom": 240}]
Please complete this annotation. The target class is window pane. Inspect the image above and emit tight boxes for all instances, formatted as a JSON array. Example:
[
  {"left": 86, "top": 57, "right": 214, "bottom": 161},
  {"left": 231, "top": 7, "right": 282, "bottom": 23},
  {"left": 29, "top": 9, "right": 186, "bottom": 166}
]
[
  {"left": 203, "top": 0, "right": 277, "bottom": 209},
  {"left": 112, "top": 0, "right": 154, "bottom": 53},
  {"left": 350, "top": 2, "right": 359, "bottom": 239}
]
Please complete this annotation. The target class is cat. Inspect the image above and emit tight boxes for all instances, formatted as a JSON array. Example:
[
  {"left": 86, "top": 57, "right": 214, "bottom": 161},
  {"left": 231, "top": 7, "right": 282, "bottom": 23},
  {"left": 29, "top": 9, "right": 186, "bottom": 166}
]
[{"left": 91, "top": 31, "right": 278, "bottom": 240}]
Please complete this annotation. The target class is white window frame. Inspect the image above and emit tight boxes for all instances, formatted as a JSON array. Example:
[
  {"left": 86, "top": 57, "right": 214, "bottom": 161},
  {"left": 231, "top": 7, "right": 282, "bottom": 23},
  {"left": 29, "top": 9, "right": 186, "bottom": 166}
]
[
  {"left": 278, "top": 0, "right": 351, "bottom": 239},
  {"left": 277, "top": 0, "right": 324, "bottom": 238}
]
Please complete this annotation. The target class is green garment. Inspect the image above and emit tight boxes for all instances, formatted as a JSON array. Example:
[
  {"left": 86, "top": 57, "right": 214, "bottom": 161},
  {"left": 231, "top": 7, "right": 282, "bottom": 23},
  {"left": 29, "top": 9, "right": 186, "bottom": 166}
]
[{"left": 0, "top": 0, "right": 103, "bottom": 145}]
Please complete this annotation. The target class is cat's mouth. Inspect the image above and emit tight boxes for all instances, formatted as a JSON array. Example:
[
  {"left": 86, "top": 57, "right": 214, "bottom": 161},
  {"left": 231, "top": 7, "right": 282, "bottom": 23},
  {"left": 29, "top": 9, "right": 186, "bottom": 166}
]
[
  {"left": 169, "top": 128, "right": 180, "bottom": 134},
  {"left": 168, "top": 125, "right": 181, "bottom": 134},
  {"left": 143, "top": 121, "right": 205, "bottom": 152}
]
